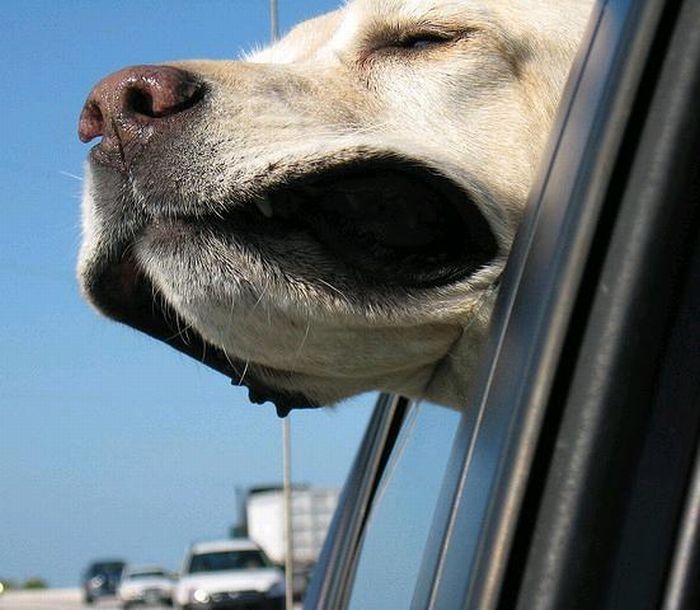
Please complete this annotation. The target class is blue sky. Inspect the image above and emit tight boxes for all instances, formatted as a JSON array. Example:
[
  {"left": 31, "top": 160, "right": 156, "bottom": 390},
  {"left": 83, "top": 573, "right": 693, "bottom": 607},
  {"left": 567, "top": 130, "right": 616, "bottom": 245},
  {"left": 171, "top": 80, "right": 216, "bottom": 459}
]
[{"left": 0, "top": 0, "right": 376, "bottom": 587}]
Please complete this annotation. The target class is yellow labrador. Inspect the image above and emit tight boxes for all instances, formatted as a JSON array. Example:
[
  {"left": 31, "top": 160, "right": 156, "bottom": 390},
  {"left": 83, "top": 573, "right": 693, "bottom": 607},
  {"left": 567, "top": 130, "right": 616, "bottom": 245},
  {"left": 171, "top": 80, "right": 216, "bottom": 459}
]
[{"left": 78, "top": 0, "right": 592, "bottom": 415}]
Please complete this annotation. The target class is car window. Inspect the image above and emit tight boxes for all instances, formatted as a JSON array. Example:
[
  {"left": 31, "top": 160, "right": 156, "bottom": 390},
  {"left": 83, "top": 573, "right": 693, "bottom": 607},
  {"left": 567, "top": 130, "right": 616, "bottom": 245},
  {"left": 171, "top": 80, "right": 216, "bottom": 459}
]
[
  {"left": 346, "top": 401, "right": 461, "bottom": 610},
  {"left": 188, "top": 550, "right": 269, "bottom": 573},
  {"left": 91, "top": 563, "right": 124, "bottom": 575},
  {"left": 127, "top": 571, "right": 167, "bottom": 579}
]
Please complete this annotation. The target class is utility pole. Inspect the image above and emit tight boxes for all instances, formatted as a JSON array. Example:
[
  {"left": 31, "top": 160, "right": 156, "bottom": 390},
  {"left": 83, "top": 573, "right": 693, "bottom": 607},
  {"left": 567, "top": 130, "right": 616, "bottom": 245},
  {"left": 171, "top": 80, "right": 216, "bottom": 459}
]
[
  {"left": 282, "top": 417, "right": 294, "bottom": 610},
  {"left": 270, "top": 0, "right": 279, "bottom": 47},
  {"left": 269, "top": 8, "right": 294, "bottom": 609}
]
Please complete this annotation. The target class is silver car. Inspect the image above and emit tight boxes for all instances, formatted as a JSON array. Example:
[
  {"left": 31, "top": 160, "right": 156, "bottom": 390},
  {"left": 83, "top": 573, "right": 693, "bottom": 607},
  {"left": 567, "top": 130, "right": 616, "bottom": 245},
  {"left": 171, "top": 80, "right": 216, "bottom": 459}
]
[{"left": 118, "top": 565, "right": 174, "bottom": 608}]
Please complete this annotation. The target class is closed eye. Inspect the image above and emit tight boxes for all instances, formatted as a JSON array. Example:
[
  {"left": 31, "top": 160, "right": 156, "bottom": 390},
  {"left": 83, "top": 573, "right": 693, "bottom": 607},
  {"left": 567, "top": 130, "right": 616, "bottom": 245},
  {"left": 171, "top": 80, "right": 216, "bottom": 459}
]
[
  {"left": 369, "top": 30, "right": 473, "bottom": 56},
  {"left": 396, "top": 33, "right": 454, "bottom": 50}
]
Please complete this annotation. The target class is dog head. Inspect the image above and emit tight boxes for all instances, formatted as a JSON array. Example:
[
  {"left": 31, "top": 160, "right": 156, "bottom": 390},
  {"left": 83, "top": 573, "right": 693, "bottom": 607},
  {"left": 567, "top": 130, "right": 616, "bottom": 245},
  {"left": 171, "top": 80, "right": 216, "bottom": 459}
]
[{"left": 78, "top": 0, "right": 592, "bottom": 414}]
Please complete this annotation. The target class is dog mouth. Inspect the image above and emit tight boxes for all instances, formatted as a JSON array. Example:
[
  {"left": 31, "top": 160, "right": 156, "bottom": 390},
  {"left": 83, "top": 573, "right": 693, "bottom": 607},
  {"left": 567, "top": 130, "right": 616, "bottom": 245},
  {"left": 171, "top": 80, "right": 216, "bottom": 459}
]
[
  {"left": 182, "top": 158, "right": 498, "bottom": 288},
  {"left": 83, "top": 158, "right": 497, "bottom": 414}
]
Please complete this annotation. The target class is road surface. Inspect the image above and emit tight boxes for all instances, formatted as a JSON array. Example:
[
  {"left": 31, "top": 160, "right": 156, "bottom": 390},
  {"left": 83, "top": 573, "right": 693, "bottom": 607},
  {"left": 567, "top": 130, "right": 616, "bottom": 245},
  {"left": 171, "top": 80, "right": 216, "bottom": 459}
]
[
  {"left": 0, "top": 589, "right": 302, "bottom": 609},
  {"left": 0, "top": 589, "right": 164, "bottom": 609}
]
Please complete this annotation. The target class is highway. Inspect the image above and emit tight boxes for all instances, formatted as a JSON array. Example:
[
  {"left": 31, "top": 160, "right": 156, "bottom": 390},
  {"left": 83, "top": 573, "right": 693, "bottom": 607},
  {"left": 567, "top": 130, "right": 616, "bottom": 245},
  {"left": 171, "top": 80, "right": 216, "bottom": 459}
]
[
  {"left": 0, "top": 589, "right": 302, "bottom": 609},
  {"left": 0, "top": 588, "right": 167, "bottom": 610}
]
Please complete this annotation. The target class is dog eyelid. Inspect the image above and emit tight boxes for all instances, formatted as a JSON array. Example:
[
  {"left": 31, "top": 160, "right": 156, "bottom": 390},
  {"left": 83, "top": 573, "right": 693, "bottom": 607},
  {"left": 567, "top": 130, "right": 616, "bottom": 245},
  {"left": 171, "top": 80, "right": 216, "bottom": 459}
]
[
  {"left": 400, "top": 33, "right": 452, "bottom": 49},
  {"left": 373, "top": 29, "right": 474, "bottom": 54}
]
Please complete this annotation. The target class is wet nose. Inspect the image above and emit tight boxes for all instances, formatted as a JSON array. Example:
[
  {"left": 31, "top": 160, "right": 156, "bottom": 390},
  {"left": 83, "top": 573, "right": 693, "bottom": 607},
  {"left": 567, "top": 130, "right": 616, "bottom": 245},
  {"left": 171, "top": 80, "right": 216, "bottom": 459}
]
[{"left": 78, "top": 64, "right": 202, "bottom": 145}]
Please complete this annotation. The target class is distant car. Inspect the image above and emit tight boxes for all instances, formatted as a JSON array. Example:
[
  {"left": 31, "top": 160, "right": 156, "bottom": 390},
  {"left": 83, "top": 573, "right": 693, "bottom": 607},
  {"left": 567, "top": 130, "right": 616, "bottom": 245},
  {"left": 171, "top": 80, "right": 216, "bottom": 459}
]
[
  {"left": 118, "top": 565, "right": 175, "bottom": 608},
  {"left": 174, "top": 539, "right": 285, "bottom": 610},
  {"left": 82, "top": 559, "right": 126, "bottom": 604}
]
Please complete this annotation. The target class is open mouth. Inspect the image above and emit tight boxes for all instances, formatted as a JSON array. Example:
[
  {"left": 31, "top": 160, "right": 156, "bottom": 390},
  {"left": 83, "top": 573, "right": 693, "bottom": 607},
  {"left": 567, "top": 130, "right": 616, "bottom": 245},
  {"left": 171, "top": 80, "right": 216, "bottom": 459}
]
[
  {"left": 84, "top": 158, "right": 497, "bottom": 414},
  {"left": 186, "top": 158, "right": 498, "bottom": 288}
]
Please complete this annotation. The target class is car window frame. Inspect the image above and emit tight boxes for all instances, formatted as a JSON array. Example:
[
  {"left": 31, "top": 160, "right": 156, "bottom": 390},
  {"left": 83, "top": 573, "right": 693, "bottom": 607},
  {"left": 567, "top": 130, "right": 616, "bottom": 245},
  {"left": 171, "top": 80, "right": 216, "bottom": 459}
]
[
  {"left": 417, "top": 0, "right": 675, "bottom": 606},
  {"left": 514, "top": 1, "right": 700, "bottom": 607},
  {"left": 305, "top": 394, "right": 409, "bottom": 609},
  {"left": 345, "top": 399, "right": 465, "bottom": 610},
  {"left": 304, "top": 0, "right": 700, "bottom": 608}
]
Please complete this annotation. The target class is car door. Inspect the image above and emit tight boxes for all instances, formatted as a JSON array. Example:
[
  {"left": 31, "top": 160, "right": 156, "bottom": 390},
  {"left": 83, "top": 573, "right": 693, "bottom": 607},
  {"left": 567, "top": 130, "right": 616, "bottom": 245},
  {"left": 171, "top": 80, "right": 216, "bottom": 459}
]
[{"left": 305, "top": 0, "right": 700, "bottom": 608}]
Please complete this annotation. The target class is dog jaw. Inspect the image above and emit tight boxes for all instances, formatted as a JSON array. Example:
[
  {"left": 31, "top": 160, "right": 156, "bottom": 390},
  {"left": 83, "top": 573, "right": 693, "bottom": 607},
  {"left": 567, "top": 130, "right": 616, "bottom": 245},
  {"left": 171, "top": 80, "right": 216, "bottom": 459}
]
[{"left": 78, "top": 0, "right": 593, "bottom": 412}]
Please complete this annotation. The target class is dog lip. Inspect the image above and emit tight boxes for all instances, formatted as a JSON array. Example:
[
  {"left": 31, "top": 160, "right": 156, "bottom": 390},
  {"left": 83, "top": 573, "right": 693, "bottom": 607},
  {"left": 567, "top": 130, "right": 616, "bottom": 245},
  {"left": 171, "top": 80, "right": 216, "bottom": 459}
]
[
  {"left": 217, "top": 158, "right": 499, "bottom": 288},
  {"left": 242, "top": 382, "right": 319, "bottom": 417},
  {"left": 83, "top": 251, "right": 316, "bottom": 415},
  {"left": 88, "top": 141, "right": 130, "bottom": 173}
]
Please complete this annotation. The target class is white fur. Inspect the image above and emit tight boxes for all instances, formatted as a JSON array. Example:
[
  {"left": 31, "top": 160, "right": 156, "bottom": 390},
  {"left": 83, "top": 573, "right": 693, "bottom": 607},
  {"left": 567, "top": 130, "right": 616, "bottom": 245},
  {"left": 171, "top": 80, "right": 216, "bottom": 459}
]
[{"left": 79, "top": 0, "right": 593, "bottom": 409}]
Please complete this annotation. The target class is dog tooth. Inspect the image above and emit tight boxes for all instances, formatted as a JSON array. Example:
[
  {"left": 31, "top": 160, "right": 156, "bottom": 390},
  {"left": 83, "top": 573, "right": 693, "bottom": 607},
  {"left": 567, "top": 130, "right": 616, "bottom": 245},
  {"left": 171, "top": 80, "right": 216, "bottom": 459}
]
[{"left": 256, "top": 197, "right": 274, "bottom": 218}]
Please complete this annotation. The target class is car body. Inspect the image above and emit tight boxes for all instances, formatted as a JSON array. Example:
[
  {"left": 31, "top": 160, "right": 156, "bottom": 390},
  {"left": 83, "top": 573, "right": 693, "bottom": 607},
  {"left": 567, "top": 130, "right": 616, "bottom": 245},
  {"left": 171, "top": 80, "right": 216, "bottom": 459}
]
[
  {"left": 174, "top": 539, "right": 285, "bottom": 610},
  {"left": 82, "top": 559, "right": 126, "bottom": 604},
  {"left": 304, "top": 0, "right": 700, "bottom": 608},
  {"left": 117, "top": 564, "right": 175, "bottom": 608}
]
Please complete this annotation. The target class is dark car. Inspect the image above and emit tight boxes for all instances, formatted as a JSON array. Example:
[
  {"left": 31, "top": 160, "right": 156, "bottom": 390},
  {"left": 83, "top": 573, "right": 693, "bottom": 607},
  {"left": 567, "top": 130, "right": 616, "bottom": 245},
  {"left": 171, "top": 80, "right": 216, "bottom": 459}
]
[
  {"left": 305, "top": 0, "right": 700, "bottom": 608},
  {"left": 82, "top": 559, "right": 126, "bottom": 604}
]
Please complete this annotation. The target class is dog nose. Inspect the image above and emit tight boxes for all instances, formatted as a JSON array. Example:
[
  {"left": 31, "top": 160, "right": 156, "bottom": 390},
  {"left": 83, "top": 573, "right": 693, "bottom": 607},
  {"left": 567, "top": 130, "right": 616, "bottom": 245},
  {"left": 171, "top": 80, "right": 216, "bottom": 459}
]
[{"left": 78, "top": 65, "right": 202, "bottom": 144}]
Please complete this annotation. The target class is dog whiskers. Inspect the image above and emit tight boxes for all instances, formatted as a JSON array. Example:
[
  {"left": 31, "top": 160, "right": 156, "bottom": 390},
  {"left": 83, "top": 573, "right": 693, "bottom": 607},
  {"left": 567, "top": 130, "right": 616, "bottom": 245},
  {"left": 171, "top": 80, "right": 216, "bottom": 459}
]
[
  {"left": 221, "top": 346, "right": 237, "bottom": 370},
  {"left": 172, "top": 315, "right": 193, "bottom": 346},
  {"left": 252, "top": 281, "right": 269, "bottom": 312},
  {"left": 227, "top": 296, "right": 237, "bottom": 328},
  {"left": 146, "top": 282, "right": 193, "bottom": 346},
  {"left": 317, "top": 278, "right": 347, "bottom": 300},
  {"left": 59, "top": 170, "right": 83, "bottom": 182},
  {"left": 237, "top": 360, "right": 251, "bottom": 386},
  {"left": 295, "top": 318, "right": 312, "bottom": 357}
]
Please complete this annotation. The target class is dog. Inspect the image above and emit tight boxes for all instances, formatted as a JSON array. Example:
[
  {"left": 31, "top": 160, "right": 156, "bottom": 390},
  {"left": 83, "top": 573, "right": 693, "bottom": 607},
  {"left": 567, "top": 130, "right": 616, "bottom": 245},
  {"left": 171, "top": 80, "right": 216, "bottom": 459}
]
[{"left": 78, "top": 0, "right": 592, "bottom": 416}]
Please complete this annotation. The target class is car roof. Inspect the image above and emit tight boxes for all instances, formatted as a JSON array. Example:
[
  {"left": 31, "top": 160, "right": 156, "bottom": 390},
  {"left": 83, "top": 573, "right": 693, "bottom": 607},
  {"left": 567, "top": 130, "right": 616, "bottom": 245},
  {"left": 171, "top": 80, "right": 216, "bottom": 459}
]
[{"left": 189, "top": 538, "right": 260, "bottom": 554}]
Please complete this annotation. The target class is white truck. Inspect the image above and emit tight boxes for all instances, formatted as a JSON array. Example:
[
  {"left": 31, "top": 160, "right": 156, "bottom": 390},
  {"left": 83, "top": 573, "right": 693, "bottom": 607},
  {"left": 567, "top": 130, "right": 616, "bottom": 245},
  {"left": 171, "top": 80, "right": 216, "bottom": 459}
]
[{"left": 240, "top": 486, "right": 340, "bottom": 597}]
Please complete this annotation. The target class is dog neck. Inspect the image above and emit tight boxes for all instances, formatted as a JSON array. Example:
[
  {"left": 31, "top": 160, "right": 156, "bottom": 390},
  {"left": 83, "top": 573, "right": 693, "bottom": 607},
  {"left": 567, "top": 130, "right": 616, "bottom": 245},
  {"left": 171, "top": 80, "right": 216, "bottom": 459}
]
[{"left": 420, "top": 291, "right": 497, "bottom": 410}]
